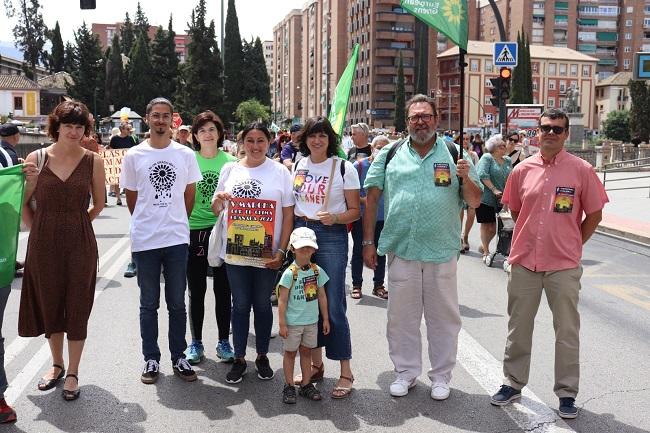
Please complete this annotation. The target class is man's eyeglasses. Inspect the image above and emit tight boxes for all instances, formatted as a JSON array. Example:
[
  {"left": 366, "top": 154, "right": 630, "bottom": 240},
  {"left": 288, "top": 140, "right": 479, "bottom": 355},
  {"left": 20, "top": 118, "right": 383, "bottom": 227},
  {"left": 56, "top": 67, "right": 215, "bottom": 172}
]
[
  {"left": 407, "top": 114, "right": 434, "bottom": 124},
  {"left": 149, "top": 113, "right": 172, "bottom": 121},
  {"left": 539, "top": 125, "right": 566, "bottom": 135}
]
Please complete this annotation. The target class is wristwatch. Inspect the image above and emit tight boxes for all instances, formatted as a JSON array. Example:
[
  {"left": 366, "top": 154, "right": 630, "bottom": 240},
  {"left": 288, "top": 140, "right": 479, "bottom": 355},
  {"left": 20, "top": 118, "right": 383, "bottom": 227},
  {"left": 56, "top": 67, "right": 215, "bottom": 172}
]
[{"left": 361, "top": 240, "right": 374, "bottom": 246}]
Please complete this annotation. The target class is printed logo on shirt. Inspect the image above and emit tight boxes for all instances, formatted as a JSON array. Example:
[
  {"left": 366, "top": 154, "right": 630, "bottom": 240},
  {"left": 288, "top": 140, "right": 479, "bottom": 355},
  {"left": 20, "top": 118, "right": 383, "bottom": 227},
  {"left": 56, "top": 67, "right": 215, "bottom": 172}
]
[
  {"left": 197, "top": 170, "right": 219, "bottom": 205},
  {"left": 294, "top": 171, "right": 329, "bottom": 205},
  {"left": 302, "top": 275, "right": 318, "bottom": 302},
  {"left": 148, "top": 161, "right": 178, "bottom": 207},
  {"left": 232, "top": 178, "right": 262, "bottom": 199},
  {"left": 294, "top": 169, "right": 308, "bottom": 193},
  {"left": 434, "top": 163, "right": 451, "bottom": 187},
  {"left": 553, "top": 186, "right": 575, "bottom": 213}
]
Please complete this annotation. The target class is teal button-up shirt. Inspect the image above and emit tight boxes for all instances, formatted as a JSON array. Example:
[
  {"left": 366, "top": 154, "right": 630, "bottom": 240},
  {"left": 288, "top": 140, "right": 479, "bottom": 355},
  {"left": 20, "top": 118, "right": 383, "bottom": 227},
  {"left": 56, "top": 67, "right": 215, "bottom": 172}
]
[
  {"left": 477, "top": 153, "right": 512, "bottom": 208},
  {"left": 364, "top": 137, "right": 482, "bottom": 263}
]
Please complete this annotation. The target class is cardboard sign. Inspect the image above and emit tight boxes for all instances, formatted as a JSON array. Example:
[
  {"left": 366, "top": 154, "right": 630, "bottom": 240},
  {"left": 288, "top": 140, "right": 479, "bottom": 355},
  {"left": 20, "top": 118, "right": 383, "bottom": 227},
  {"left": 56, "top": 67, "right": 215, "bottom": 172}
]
[{"left": 100, "top": 149, "right": 127, "bottom": 185}]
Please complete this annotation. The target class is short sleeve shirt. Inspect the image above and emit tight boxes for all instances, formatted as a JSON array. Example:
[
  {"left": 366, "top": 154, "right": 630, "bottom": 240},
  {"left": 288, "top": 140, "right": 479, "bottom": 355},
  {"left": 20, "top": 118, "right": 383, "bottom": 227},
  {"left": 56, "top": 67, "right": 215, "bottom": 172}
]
[
  {"left": 364, "top": 137, "right": 482, "bottom": 263},
  {"left": 110, "top": 135, "right": 136, "bottom": 149},
  {"left": 119, "top": 140, "right": 202, "bottom": 252},
  {"left": 477, "top": 153, "right": 512, "bottom": 208},
  {"left": 502, "top": 149, "right": 609, "bottom": 271},
  {"left": 354, "top": 157, "right": 385, "bottom": 221},
  {"left": 279, "top": 264, "right": 329, "bottom": 326},
  {"left": 293, "top": 156, "right": 360, "bottom": 219},
  {"left": 189, "top": 150, "right": 237, "bottom": 230}
]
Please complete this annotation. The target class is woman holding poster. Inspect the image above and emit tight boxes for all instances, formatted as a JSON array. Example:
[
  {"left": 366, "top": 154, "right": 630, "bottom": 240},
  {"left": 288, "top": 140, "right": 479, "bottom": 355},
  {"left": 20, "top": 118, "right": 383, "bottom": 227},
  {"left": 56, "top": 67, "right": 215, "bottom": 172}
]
[
  {"left": 184, "top": 111, "right": 238, "bottom": 365},
  {"left": 212, "top": 122, "right": 294, "bottom": 384},
  {"left": 292, "top": 116, "right": 360, "bottom": 399}
]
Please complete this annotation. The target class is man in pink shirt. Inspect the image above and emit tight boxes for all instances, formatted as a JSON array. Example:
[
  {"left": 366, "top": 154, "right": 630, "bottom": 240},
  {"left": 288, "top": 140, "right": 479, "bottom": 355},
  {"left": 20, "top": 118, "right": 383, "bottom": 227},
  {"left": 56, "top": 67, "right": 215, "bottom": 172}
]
[{"left": 490, "top": 109, "right": 608, "bottom": 419}]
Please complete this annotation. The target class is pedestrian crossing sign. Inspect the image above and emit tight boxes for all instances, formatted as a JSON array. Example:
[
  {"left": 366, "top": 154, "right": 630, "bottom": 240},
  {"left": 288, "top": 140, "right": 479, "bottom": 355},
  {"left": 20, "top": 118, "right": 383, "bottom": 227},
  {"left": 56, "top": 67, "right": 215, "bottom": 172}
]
[{"left": 494, "top": 42, "right": 518, "bottom": 67}]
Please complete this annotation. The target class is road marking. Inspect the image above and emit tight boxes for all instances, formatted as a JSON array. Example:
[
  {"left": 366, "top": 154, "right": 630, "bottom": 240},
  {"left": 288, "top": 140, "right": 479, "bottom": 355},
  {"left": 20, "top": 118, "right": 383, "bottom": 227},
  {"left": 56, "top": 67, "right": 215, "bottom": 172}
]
[
  {"left": 457, "top": 329, "right": 576, "bottom": 432},
  {"left": 596, "top": 284, "right": 650, "bottom": 311},
  {"left": 4, "top": 243, "right": 132, "bottom": 405},
  {"left": 18, "top": 232, "right": 29, "bottom": 242}
]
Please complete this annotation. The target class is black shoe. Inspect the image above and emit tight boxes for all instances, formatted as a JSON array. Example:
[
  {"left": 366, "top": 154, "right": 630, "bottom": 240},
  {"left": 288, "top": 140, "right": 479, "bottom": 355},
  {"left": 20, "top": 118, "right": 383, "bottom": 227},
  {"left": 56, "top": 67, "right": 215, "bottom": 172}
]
[
  {"left": 141, "top": 360, "right": 160, "bottom": 384},
  {"left": 559, "top": 397, "right": 578, "bottom": 419},
  {"left": 490, "top": 385, "right": 521, "bottom": 406},
  {"left": 282, "top": 384, "right": 297, "bottom": 404},
  {"left": 226, "top": 359, "right": 247, "bottom": 384},
  {"left": 255, "top": 355, "right": 274, "bottom": 380},
  {"left": 124, "top": 262, "right": 137, "bottom": 278},
  {"left": 173, "top": 358, "right": 197, "bottom": 382}
]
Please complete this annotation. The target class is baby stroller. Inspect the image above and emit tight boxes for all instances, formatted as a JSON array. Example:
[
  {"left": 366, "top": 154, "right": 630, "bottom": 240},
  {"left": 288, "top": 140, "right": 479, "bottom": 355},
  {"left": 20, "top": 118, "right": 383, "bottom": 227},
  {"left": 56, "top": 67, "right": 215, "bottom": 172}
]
[{"left": 484, "top": 209, "right": 514, "bottom": 269}]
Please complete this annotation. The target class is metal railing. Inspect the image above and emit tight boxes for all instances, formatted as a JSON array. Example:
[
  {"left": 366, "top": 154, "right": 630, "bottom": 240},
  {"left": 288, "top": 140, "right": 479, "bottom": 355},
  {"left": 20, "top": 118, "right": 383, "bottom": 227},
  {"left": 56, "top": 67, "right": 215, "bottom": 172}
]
[{"left": 602, "top": 157, "right": 650, "bottom": 198}]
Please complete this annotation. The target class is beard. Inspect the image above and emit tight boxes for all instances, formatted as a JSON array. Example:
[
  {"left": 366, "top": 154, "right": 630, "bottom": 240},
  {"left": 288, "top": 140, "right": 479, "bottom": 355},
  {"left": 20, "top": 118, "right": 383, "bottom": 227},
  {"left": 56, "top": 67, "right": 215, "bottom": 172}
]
[{"left": 409, "top": 127, "right": 436, "bottom": 145}]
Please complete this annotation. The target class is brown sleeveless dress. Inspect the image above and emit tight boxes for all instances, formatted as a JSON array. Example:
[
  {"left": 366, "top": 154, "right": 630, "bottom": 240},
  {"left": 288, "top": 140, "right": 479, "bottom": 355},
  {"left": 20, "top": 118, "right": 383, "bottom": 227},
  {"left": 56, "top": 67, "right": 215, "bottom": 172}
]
[{"left": 19, "top": 150, "right": 98, "bottom": 340}]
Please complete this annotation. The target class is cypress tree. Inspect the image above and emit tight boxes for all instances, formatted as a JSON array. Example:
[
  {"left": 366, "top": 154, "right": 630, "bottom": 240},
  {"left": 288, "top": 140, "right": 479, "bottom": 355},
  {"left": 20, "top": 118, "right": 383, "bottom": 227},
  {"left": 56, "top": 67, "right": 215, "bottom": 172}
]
[
  {"left": 66, "top": 22, "right": 105, "bottom": 115},
  {"left": 150, "top": 19, "right": 179, "bottom": 101},
  {"left": 127, "top": 31, "right": 155, "bottom": 117},
  {"left": 134, "top": 2, "right": 150, "bottom": 40},
  {"left": 223, "top": 0, "right": 244, "bottom": 123},
  {"left": 63, "top": 42, "right": 76, "bottom": 73},
  {"left": 510, "top": 30, "right": 524, "bottom": 103},
  {"left": 628, "top": 80, "right": 650, "bottom": 142},
  {"left": 395, "top": 53, "right": 406, "bottom": 132},
  {"left": 241, "top": 38, "right": 271, "bottom": 106},
  {"left": 120, "top": 12, "right": 135, "bottom": 56},
  {"left": 49, "top": 21, "right": 65, "bottom": 73},
  {"left": 414, "top": 19, "right": 428, "bottom": 95},
  {"left": 523, "top": 33, "right": 533, "bottom": 103},
  {"left": 105, "top": 34, "right": 125, "bottom": 113}
]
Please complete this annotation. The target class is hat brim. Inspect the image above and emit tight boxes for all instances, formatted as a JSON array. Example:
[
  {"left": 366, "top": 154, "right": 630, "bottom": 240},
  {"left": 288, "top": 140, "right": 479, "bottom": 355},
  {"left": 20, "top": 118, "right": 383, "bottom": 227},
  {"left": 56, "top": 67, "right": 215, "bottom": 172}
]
[{"left": 291, "top": 240, "right": 318, "bottom": 250}]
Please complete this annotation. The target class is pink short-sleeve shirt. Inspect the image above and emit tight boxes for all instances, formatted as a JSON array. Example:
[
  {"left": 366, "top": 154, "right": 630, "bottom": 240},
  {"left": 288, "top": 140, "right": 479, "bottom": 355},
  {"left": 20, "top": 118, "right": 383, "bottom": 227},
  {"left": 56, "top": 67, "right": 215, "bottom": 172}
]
[{"left": 502, "top": 149, "right": 608, "bottom": 272}]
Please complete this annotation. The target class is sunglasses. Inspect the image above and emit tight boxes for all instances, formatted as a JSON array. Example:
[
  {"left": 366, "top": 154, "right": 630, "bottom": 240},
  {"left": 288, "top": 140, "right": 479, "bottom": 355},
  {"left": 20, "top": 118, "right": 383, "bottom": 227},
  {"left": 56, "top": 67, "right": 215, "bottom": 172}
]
[
  {"left": 539, "top": 125, "right": 566, "bottom": 134},
  {"left": 508, "top": 137, "right": 519, "bottom": 143}
]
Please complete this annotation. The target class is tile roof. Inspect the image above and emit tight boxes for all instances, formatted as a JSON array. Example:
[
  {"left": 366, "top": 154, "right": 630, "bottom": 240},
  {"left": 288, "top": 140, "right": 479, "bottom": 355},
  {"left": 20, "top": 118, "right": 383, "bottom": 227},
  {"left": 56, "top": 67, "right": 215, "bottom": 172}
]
[
  {"left": 38, "top": 71, "right": 73, "bottom": 89},
  {"left": 0, "top": 74, "right": 39, "bottom": 90},
  {"left": 595, "top": 72, "right": 633, "bottom": 87},
  {"left": 438, "top": 41, "right": 598, "bottom": 63}
]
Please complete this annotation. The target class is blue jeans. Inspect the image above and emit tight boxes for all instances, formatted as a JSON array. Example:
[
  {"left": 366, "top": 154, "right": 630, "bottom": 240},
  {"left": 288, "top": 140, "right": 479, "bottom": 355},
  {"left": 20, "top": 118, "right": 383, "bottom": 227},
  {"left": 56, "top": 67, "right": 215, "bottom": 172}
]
[
  {"left": 294, "top": 219, "right": 351, "bottom": 360},
  {"left": 225, "top": 264, "right": 275, "bottom": 359},
  {"left": 351, "top": 218, "right": 386, "bottom": 288},
  {"left": 133, "top": 244, "right": 188, "bottom": 363},
  {"left": 0, "top": 285, "right": 10, "bottom": 398}
]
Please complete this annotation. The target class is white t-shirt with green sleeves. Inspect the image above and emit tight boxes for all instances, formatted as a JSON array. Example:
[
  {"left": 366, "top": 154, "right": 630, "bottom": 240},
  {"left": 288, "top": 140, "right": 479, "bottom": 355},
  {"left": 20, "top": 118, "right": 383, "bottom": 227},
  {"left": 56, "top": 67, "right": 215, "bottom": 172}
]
[
  {"left": 189, "top": 150, "right": 237, "bottom": 230},
  {"left": 279, "top": 263, "right": 329, "bottom": 326}
]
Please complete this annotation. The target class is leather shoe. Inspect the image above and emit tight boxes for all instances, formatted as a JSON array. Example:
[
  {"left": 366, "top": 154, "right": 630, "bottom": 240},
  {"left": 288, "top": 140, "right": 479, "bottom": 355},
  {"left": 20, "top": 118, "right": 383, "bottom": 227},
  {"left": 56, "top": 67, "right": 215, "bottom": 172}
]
[{"left": 38, "top": 364, "right": 65, "bottom": 391}]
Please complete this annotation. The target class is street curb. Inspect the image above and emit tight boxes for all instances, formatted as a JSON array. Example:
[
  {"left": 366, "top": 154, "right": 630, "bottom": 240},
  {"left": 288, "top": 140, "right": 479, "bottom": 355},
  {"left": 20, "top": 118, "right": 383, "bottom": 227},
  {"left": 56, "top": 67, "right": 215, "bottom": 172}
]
[{"left": 596, "top": 225, "right": 650, "bottom": 247}]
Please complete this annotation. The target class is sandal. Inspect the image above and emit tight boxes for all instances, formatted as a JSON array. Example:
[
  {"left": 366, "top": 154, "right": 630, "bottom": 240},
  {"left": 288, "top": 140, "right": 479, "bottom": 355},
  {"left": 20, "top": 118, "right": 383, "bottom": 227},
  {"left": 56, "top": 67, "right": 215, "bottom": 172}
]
[
  {"left": 282, "top": 384, "right": 297, "bottom": 404},
  {"left": 38, "top": 364, "right": 65, "bottom": 391},
  {"left": 299, "top": 383, "right": 322, "bottom": 401},
  {"left": 62, "top": 374, "right": 80, "bottom": 401},
  {"left": 350, "top": 286, "right": 362, "bottom": 299},
  {"left": 372, "top": 286, "right": 389, "bottom": 300},
  {"left": 294, "top": 362, "right": 324, "bottom": 384},
  {"left": 331, "top": 375, "right": 354, "bottom": 399}
]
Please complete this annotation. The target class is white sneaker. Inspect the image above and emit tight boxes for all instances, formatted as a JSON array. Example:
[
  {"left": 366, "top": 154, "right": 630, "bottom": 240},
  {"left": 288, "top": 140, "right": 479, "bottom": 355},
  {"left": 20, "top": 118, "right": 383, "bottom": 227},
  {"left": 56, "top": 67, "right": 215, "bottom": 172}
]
[
  {"left": 431, "top": 382, "right": 450, "bottom": 400},
  {"left": 390, "top": 378, "right": 416, "bottom": 397}
]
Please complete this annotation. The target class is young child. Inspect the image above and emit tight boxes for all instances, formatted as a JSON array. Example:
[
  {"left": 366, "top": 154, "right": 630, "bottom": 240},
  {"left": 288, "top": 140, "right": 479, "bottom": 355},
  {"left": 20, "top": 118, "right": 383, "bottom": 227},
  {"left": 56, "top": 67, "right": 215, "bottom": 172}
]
[{"left": 277, "top": 227, "right": 330, "bottom": 404}]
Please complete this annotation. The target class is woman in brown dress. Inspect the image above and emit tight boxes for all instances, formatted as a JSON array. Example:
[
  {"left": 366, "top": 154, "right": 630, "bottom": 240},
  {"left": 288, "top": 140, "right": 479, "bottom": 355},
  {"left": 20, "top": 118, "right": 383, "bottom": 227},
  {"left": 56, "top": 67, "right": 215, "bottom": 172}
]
[{"left": 20, "top": 100, "right": 105, "bottom": 401}]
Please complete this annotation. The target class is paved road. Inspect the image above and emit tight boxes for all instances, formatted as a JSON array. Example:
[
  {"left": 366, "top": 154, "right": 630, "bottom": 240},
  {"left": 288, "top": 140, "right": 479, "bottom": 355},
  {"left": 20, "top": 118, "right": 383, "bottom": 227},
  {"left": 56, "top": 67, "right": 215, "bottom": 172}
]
[{"left": 4, "top": 204, "right": 650, "bottom": 432}]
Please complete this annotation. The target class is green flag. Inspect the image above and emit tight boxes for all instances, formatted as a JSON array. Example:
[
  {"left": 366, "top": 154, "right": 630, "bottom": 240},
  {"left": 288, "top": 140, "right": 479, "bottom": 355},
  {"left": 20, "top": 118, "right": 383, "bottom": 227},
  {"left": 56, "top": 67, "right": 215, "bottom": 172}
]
[
  {"left": 328, "top": 44, "right": 360, "bottom": 140},
  {"left": 0, "top": 165, "right": 25, "bottom": 287},
  {"left": 401, "top": 0, "right": 468, "bottom": 51}
]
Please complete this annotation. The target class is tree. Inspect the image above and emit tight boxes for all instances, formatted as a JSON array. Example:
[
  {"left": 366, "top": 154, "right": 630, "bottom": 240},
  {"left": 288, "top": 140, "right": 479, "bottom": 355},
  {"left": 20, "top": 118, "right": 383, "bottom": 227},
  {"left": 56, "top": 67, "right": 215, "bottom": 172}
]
[
  {"left": 63, "top": 41, "right": 75, "bottom": 73},
  {"left": 120, "top": 12, "right": 135, "bottom": 55},
  {"left": 127, "top": 31, "right": 155, "bottom": 116},
  {"left": 602, "top": 110, "right": 631, "bottom": 142},
  {"left": 511, "top": 28, "right": 533, "bottom": 104},
  {"left": 628, "top": 80, "right": 650, "bottom": 143},
  {"left": 48, "top": 21, "right": 65, "bottom": 73},
  {"left": 394, "top": 52, "right": 406, "bottom": 132},
  {"left": 134, "top": 2, "right": 150, "bottom": 40},
  {"left": 8, "top": 0, "right": 48, "bottom": 79},
  {"left": 223, "top": 0, "right": 244, "bottom": 122},
  {"left": 150, "top": 17, "right": 179, "bottom": 102},
  {"left": 105, "top": 34, "right": 125, "bottom": 113},
  {"left": 177, "top": 0, "right": 224, "bottom": 121},
  {"left": 66, "top": 22, "right": 105, "bottom": 116},
  {"left": 241, "top": 38, "right": 271, "bottom": 106},
  {"left": 414, "top": 19, "right": 429, "bottom": 95},
  {"left": 235, "top": 99, "right": 270, "bottom": 126}
]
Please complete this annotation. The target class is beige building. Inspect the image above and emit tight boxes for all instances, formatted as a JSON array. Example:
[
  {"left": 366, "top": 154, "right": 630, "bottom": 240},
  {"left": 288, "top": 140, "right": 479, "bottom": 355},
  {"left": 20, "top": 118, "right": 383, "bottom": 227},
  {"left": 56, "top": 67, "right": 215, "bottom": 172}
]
[
  {"left": 272, "top": 10, "right": 303, "bottom": 123},
  {"left": 437, "top": 41, "right": 598, "bottom": 130},
  {"left": 595, "top": 72, "right": 633, "bottom": 130}
]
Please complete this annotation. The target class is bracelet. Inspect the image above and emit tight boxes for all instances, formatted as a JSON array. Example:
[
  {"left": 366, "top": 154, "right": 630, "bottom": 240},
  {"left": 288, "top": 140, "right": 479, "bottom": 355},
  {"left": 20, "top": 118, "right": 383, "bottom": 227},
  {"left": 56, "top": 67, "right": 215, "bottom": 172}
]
[
  {"left": 277, "top": 248, "right": 286, "bottom": 256},
  {"left": 333, "top": 213, "right": 340, "bottom": 224},
  {"left": 361, "top": 240, "right": 374, "bottom": 246}
]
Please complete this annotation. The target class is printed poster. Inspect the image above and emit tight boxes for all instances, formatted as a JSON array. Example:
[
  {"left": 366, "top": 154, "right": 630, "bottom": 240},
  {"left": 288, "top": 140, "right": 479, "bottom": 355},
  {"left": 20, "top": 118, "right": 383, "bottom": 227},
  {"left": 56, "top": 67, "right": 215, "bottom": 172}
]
[
  {"left": 553, "top": 187, "right": 575, "bottom": 213},
  {"left": 100, "top": 149, "right": 127, "bottom": 185},
  {"left": 225, "top": 198, "right": 276, "bottom": 268}
]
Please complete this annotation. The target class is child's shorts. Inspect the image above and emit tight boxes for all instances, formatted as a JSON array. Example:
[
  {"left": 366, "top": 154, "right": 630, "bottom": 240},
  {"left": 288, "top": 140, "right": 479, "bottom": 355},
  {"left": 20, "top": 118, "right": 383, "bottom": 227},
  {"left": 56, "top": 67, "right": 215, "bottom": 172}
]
[{"left": 283, "top": 323, "right": 318, "bottom": 352}]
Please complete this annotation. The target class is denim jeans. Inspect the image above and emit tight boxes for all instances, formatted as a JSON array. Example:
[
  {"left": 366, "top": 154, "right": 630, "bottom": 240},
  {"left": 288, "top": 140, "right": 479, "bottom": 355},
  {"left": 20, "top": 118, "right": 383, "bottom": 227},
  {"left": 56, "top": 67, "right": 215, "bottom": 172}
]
[
  {"left": 294, "top": 219, "right": 352, "bottom": 360},
  {"left": 0, "top": 285, "right": 10, "bottom": 398},
  {"left": 351, "top": 219, "right": 386, "bottom": 288},
  {"left": 225, "top": 264, "right": 275, "bottom": 359},
  {"left": 133, "top": 244, "right": 188, "bottom": 363}
]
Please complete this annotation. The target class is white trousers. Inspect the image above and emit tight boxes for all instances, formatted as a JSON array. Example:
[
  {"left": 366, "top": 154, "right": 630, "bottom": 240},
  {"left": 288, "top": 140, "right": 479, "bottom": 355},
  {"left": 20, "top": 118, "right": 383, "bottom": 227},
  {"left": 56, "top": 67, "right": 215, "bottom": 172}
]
[{"left": 386, "top": 255, "right": 461, "bottom": 384}]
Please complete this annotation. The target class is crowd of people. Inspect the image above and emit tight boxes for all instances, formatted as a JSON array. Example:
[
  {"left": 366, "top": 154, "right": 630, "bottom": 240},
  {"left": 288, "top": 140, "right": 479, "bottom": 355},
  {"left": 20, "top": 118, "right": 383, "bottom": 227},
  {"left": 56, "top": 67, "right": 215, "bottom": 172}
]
[{"left": 0, "top": 94, "right": 607, "bottom": 423}]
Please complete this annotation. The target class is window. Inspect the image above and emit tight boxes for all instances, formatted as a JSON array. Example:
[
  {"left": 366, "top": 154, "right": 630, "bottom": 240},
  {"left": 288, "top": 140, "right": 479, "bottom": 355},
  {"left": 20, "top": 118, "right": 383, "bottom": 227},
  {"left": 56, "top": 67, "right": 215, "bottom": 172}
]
[
  {"left": 485, "top": 59, "right": 493, "bottom": 73},
  {"left": 549, "top": 63, "right": 557, "bottom": 75},
  {"left": 624, "top": 46, "right": 632, "bottom": 53},
  {"left": 627, "top": 6, "right": 633, "bottom": 13},
  {"left": 549, "top": 80, "right": 556, "bottom": 90},
  {"left": 532, "top": 63, "right": 539, "bottom": 73},
  {"left": 547, "top": 97, "right": 555, "bottom": 107},
  {"left": 559, "top": 99, "right": 566, "bottom": 108},
  {"left": 645, "top": 18, "right": 650, "bottom": 27},
  {"left": 559, "top": 81, "right": 566, "bottom": 92},
  {"left": 532, "top": 80, "right": 538, "bottom": 91},
  {"left": 625, "top": 33, "right": 632, "bottom": 40},
  {"left": 570, "top": 64, "right": 578, "bottom": 76},
  {"left": 625, "top": 19, "right": 632, "bottom": 27},
  {"left": 559, "top": 64, "right": 567, "bottom": 76},
  {"left": 624, "top": 59, "right": 631, "bottom": 69},
  {"left": 13, "top": 96, "right": 23, "bottom": 110},
  {"left": 470, "top": 59, "right": 479, "bottom": 72},
  {"left": 582, "top": 65, "right": 591, "bottom": 76}
]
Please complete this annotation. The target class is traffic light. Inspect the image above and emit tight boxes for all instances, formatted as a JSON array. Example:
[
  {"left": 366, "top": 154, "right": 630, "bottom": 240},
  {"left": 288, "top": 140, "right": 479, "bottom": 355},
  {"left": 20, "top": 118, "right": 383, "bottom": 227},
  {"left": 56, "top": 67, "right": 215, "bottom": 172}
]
[
  {"left": 499, "top": 67, "right": 511, "bottom": 104},
  {"left": 489, "top": 77, "right": 501, "bottom": 107},
  {"left": 80, "top": 0, "right": 96, "bottom": 9}
]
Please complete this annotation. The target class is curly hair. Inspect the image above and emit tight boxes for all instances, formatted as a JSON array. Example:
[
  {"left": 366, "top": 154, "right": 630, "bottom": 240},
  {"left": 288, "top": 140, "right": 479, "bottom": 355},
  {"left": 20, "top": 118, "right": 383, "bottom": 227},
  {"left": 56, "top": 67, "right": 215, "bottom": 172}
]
[
  {"left": 191, "top": 110, "right": 225, "bottom": 150},
  {"left": 297, "top": 116, "right": 339, "bottom": 157},
  {"left": 47, "top": 100, "right": 92, "bottom": 141}
]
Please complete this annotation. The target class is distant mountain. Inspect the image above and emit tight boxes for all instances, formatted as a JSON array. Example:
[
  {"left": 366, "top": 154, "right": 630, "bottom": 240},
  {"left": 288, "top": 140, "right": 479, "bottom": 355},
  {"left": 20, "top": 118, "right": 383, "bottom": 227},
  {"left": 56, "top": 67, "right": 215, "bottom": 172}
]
[{"left": 0, "top": 41, "right": 24, "bottom": 61}]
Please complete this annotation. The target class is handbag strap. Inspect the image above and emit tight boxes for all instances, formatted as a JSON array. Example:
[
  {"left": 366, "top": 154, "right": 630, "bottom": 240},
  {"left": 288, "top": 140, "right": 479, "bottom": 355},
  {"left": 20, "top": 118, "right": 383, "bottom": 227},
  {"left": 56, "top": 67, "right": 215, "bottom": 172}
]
[{"left": 321, "top": 158, "right": 338, "bottom": 212}]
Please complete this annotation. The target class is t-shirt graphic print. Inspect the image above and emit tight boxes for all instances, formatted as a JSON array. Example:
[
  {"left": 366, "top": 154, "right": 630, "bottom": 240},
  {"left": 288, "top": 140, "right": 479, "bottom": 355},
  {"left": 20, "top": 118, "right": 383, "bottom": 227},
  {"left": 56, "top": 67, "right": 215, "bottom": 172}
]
[
  {"left": 197, "top": 170, "right": 219, "bottom": 205},
  {"left": 148, "top": 161, "right": 178, "bottom": 206}
]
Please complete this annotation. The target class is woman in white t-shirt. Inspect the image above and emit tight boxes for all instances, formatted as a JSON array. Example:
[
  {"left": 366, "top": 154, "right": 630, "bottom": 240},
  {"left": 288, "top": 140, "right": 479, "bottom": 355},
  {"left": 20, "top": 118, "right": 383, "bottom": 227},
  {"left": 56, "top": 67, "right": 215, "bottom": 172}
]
[
  {"left": 292, "top": 116, "right": 360, "bottom": 399},
  {"left": 212, "top": 122, "right": 294, "bottom": 384}
]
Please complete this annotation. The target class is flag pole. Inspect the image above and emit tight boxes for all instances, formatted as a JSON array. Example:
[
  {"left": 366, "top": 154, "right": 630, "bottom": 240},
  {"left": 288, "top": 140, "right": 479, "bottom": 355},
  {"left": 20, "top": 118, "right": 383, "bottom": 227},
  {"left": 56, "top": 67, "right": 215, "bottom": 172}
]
[{"left": 458, "top": 48, "right": 466, "bottom": 162}]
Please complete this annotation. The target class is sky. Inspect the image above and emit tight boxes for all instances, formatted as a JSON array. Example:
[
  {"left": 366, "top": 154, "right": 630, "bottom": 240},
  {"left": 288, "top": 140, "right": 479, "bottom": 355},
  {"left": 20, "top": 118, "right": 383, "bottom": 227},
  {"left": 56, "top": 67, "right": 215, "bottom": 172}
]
[{"left": 1, "top": 0, "right": 305, "bottom": 46}]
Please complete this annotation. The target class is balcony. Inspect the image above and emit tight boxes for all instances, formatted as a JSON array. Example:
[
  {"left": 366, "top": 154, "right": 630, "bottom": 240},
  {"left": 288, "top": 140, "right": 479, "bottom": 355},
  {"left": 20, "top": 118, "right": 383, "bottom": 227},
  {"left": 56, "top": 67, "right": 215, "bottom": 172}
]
[
  {"left": 376, "top": 30, "right": 414, "bottom": 42},
  {"left": 375, "top": 65, "right": 398, "bottom": 75}
]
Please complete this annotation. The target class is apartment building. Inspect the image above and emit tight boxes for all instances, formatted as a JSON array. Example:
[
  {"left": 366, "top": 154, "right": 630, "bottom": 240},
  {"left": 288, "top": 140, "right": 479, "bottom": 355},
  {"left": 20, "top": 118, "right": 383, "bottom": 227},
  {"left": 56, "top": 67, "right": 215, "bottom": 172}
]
[
  {"left": 438, "top": 41, "right": 598, "bottom": 130},
  {"left": 272, "top": 10, "right": 303, "bottom": 124}
]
